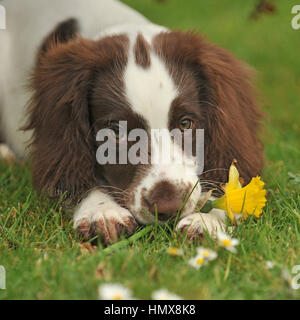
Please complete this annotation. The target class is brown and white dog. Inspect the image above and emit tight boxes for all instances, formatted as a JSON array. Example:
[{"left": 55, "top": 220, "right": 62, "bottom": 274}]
[{"left": 0, "top": 0, "right": 263, "bottom": 245}]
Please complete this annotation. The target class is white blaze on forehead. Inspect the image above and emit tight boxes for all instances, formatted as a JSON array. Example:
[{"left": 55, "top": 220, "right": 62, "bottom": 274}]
[{"left": 124, "top": 48, "right": 178, "bottom": 129}]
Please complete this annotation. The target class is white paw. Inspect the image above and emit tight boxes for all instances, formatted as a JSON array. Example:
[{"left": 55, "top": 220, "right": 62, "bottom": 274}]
[
  {"left": 0, "top": 144, "right": 15, "bottom": 162},
  {"left": 176, "top": 209, "right": 227, "bottom": 240},
  {"left": 74, "top": 201, "right": 137, "bottom": 245}
]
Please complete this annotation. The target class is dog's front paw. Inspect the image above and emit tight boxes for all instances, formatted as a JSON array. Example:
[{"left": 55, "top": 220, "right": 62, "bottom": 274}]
[
  {"left": 74, "top": 205, "right": 138, "bottom": 245},
  {"left": 0, "top": 144, "right": 15, "bottom": 162},
  {"left": 176, "top": 210, "right": 226, "bottom": 241}
]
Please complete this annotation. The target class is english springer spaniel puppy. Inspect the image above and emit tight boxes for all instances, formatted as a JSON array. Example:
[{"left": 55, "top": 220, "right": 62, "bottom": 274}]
[{"left": 0, "top": 0, "right": 263, "bottom": 245}]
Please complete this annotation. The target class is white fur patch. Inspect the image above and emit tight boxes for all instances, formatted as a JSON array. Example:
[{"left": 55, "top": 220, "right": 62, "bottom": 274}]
[
  {"left": 176, "top": 209, "right": 227, "bottom": 238},
  {"left": 124, "top": 50, "right": 178, "bottom": 130},
  {"left": 73, "top": 189, "right": 134, "bottom": 229}
]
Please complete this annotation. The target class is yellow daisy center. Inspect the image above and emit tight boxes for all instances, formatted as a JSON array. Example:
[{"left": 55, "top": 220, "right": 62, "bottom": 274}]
[
  {"left": 202, "top": 251, "right": 210, "bottom": 256},
  {"left": 196, "top": 257, "right": 204, "bottom": 265},
  {"left": 222, "top": 239, "right": 232, "bottom": 246},
  {"left": 113, "top": 294, "right": 122, "bottom": 300}
]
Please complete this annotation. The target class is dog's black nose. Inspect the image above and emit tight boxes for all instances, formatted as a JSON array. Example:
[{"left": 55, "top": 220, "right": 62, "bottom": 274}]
[{"left": 146, "top": 180, "right": 183, "bottom": 220}]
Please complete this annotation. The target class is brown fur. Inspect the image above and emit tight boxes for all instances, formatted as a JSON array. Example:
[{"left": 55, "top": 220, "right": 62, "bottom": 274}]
[
  {"left": 134, "top": 33, "right": 151, "bottom": 69},
  {"left": 24, "top": 26, "right": 129, "bottom": 205}
]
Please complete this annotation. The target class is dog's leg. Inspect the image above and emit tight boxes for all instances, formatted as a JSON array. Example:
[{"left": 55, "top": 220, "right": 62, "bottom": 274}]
[
  {"left": 73, "top": 189, "right": 138, "bottom": 245},
  {"left": 176, "top": 209, "right": 227, "bottom": 240}
]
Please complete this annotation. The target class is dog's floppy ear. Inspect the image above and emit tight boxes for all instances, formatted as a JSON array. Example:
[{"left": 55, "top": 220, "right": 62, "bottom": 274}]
[
  {"left": 154, "top": 31, "right": 264, "bottom": 184},
  {"left": 24, "top": 19, "right": 128, "bottom": 205}
]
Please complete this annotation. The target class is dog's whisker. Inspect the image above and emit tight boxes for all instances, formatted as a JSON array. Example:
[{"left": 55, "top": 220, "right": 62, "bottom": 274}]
[
  {"left": 100, "top": 185, "right": 128, "bottom": 193},
  {"left": 200, "top": 184, "right": 224, "bottom": 194},
  {"left": 199, "top": 181, "right": 224, "bottom": 193},
  {"left": 199, "top": 168, "right": 229, "bottom": 176}
]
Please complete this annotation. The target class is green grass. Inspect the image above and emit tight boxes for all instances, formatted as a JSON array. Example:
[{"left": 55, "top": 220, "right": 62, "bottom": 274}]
[{"left": 0, "top": 0, "right": 299, "bottom": 299}]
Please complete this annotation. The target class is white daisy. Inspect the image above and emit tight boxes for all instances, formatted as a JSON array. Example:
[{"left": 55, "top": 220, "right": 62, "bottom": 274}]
[
  {"left": 217, "top": 231, "right": 239, "bottom": 253},
  {"left": 265, "top": 261, "right": 275, "bottom": 270},
  {"left": 188, "top": 254, "right": 208, "bottom": 269},
  {"left": 152, "top": 288, "right": 183, "bottom": 300},
  {"left": 196, "top": 247, "right": 217, "bottom": 261},
  {"left": 98, "top": 283, "right": 133, "bottom": 300}
]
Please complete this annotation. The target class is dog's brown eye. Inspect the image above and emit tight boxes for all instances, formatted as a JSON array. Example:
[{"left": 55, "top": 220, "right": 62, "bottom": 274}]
[{"left": 179, "top": 118, "right": 193, "bottom": 131}]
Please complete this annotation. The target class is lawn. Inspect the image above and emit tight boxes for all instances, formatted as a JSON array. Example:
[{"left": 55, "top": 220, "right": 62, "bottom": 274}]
[{"left": 0, "top": 0, "right": 299, "bottom": 300}]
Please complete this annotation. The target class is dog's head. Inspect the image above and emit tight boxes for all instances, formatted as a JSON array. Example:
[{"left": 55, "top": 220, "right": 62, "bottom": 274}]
[{"left": 25, "top": 19, "right": 263, "bottom": 224}]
